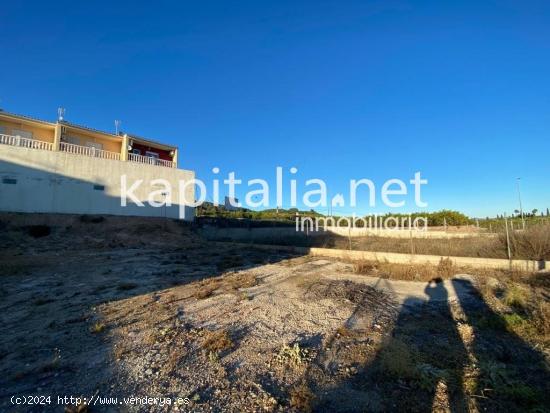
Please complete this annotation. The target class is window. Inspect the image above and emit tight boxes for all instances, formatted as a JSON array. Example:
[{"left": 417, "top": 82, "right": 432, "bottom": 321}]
[
  {"left": 64, "top": 135, "right": 80, "bottom": 145},
  {"left": 12, "top": 129, "right": 33, "bottom": 139},
  {"left": 93, "top": 184, "right": 105, "bottom": 191},
  {"left": 85, "top": 142, "right": 103, "bottom": 150},
  {"left": 131, "top": 148, "right": 141, "bottom": 155},
  {"left": 0, "top": 126, "right": 6, "bottom": 135},
  {"left": 2, "top": 178, "right": 17, "bottom": 185},
  {"left": 145, "top": 151, "right": 159, "bottom": 159}
]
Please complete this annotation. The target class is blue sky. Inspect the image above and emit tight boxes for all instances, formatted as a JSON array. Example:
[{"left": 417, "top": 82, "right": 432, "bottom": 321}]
[{"left": 1, "top": 0, "right": 549, "bottom": 217}]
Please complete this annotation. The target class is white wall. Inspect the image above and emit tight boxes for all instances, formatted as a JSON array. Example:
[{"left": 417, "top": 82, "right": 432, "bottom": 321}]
[{"left": 0, "top": 145, "right": 195, "bottom": 220}]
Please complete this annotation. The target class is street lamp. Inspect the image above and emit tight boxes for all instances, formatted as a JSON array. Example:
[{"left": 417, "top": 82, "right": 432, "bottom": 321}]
[{"left": 516, "top": 178, "right": 525, "bottom": 230}]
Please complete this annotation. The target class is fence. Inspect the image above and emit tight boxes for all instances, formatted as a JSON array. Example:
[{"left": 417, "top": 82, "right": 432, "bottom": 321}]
[
  {"left": 0, "top": 134, "right": 53, "bottom": 151},
  {"left": 60, "top": 142, "right": 121, "bottom": 160},
  {"left": 128, "top": 152, "right": 174, "bottom": 168}
]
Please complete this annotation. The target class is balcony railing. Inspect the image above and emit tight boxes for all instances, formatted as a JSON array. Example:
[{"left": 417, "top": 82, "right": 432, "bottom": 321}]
[
  {"left": 0, "top": 133, "right": 53, "bottom": 151},
  {"left": 60, "top": 142, "right": 121, "bottom": 161},
  {"left": 128, "top": 152, "right": 175, "bottom": 168},
  {"left": 1, "top": 133, "right": 175, "bottom": 168}
]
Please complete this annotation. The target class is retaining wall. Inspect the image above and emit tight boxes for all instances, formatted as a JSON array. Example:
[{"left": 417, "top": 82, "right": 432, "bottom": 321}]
[{"left": 222, "top": 242, "right": 546, "bottom": 271}]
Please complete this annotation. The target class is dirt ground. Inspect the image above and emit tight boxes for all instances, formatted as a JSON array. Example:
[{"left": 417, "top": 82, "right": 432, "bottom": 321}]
[{"left": 0, "top": 213, "right": 548, "bottom": 412}]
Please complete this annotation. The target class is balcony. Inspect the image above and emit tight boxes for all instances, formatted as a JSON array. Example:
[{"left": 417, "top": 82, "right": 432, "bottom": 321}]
[
  {"left": 0, "top": 133, "right": 53, "bottom": 151},
  {"left": 0, "top": 133, "right": 175, "bottom": 168},
  {"left": 128, "top": 152, "right": 175, "bottom": 168},
  {"left": 60, "top": 142, "right": 121, "bottom": 160}
]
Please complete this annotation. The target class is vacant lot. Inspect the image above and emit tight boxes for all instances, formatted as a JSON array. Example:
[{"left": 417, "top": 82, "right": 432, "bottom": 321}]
[{"left": 0, "top": 214, "right": 548, "bottom": 412}]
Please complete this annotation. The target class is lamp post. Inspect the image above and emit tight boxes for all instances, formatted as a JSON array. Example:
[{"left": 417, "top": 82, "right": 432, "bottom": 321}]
[{"left": 516, "top": 178, "right": 525, "bottom": 230}]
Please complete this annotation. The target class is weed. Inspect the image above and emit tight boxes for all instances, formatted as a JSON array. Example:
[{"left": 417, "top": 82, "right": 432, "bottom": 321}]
[
  {"left": 532, "top": 295, "right": 550, "bottom": 336},
  {"left": 202, "top": 329, "right": 233, "bottom": 354},
  {"left": 289, "top": 383, "right": 314, "bottom": 412},
  {"left": 90, "top": 322, "right": 106, "bottom": 334},
  {"left": 502, "top": 283, "right": 528, "bottom": 309},
  {"left": 353, "top": 261, "right": 376, "bottom": 274},
  {"left": 208, "top": 351, "right": 219, "bottom": 364},
  {"left": 194, "top": 286, "right": 216, "bottom": 299},
  {"left": 276, "top": 343, "right": 312, "bottom": 367},
  {"left": 437, "top": 257, "right": 455, "bottom": 278}
]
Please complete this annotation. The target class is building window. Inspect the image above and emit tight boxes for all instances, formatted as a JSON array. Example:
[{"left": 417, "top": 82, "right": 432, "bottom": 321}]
[
  {"left": 145, "top": 151, "right": 159, "bottom": 159},
  {"left": 131, "top": 148, "right": 141, "bottom": 155},
  {"left": 12, "top": 129, "right": 33, "bottom": 139},
  {"left": 2, "top": 178, "right": 17, "bottom": 185},
  {"left": 64, "top": 135, "right": 81, "bottom": 145},
  {"left": 93, "top": 184, "right": 105, "bottom": 191},
  {"left": 0, "top": 126, "right": 6, "bottom": 135},
  {"left": 86, "top": 142, "right": 103, "bottom": 151}
]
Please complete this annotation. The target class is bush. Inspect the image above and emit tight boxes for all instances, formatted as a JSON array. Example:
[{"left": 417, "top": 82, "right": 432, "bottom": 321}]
[{"left": 502, "top": 284, "right": 528, "bottom": 310}]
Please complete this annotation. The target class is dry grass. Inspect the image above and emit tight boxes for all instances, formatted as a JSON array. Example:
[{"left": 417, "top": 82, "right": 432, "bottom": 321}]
[
  {"left": 289, "top": 383, "right": 314, "bottom": 412},
  {"left": 193, "top": 284, "right": 218, "bottom": 299},
  {"left": 259, "top": 223, "right": 550, "bottom": 260},
  {"left": 202, "top": 329, "right": 233, "bottom": 354},
  {"left": 192, "top": 271, "right": 259, "bottom": 300},
  {"left": 352, "top": 258, "right": 457, "bottom": 281},
  {"left": 502, "top": 283, "right": 529, "bottom": 309},
  {"left": 508, "top": 224, "right": 550, "bottom": 261},
  {"left": 476, "top": 272, "right": 550, "bottom": 347}
]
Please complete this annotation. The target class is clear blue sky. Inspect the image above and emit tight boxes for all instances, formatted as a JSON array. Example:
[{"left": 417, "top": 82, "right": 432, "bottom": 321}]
[{"left": 2, "top": 1, "right": 549, "bottom": 217}]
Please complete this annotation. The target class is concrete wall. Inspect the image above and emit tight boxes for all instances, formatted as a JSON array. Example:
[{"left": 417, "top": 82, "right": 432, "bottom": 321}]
[
  {"left": 222, "top": 242, "right": 547, "bottom": 272},
  {"left": 0, "top": 144, "right": 195, "bottom": 220},
  {"left": 199, "top": 226, "right": 491, "bottom": 241}
]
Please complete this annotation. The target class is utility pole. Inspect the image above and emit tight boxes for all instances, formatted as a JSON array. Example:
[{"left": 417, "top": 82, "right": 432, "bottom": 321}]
[
  {"left": 504, "top": 213, "right": 511, "bottom": 262},
  {"left": 516, "top": 178, "right": 525, "bottom": 230}
]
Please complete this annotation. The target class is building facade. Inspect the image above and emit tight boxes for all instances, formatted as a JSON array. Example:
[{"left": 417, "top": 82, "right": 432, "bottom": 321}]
[{"left": 0, "top": 111, "right": 195, "bottom": 220}]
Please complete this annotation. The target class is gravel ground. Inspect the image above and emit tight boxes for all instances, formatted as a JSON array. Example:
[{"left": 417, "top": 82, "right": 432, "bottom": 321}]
[{"left": 1, "top": 213, "right": 548, "bottom": 412}]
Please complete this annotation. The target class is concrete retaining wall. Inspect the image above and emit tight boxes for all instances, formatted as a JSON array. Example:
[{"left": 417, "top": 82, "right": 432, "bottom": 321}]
[
  {"left": 200, "top": 226, "right": 489, "bottom": 240},
  {"left": 0, "top": 144, "right": 195, "bottom": 220},
  {"left": 222, "top": 242, "right": 546, "bottom": 271}
]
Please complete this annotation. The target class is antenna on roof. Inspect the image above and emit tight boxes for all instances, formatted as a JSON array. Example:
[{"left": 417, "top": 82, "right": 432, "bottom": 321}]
[
  {"left": 115, "top": 119, "right": 121, "bottom": 135},
  {"left": 57, "top": 107, "right": 66, "bottom": 122}
]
